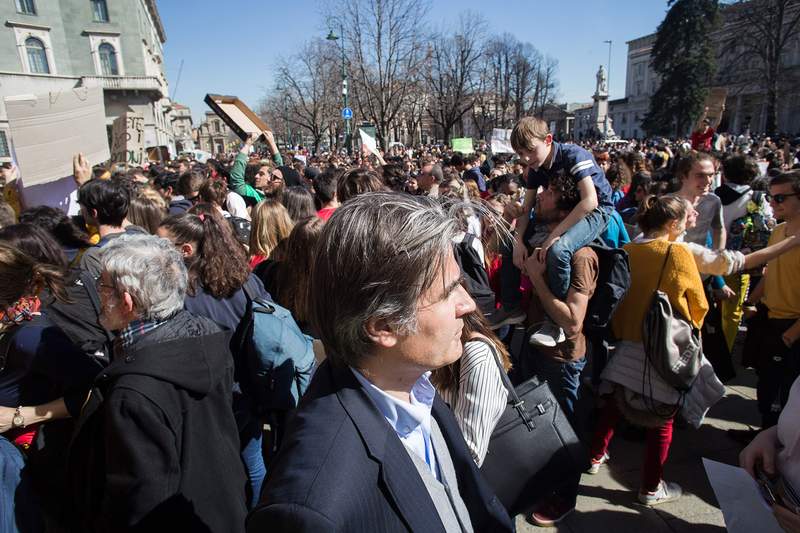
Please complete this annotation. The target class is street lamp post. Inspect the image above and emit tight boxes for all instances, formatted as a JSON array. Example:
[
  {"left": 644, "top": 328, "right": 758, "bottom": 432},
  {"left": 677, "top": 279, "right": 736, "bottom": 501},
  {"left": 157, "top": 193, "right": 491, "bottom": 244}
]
[
  {"left": 277, "top": 83, "right": 290, "bottom": 149},
  {"left": 327, "top": 25, "right": 351, "bottom": 155}
]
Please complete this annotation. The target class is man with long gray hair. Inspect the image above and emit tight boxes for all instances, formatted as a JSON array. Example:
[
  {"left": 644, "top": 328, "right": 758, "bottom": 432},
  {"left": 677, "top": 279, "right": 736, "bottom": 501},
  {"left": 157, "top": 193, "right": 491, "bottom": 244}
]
[
  {"left": 68, "top": 234, "right": 247, "bottom": 531},
  {"left": 248, "top": 192, "right": 513, "bottom": 532}
]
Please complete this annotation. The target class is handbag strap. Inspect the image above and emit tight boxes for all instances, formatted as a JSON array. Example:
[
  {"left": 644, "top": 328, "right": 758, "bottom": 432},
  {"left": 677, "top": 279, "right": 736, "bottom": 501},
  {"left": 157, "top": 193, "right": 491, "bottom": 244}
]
[
  {"left": 654, "top": 243, "right": 673, "bottom": 292},
  {"left": 468, "top": 337, "right": 536, "bottom": 431}
]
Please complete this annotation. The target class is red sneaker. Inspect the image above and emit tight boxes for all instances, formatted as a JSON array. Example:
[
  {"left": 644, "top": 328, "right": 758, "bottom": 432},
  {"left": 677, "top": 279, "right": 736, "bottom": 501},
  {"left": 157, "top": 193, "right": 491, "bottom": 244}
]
[{"left": 529, "top": 495, "right": 575, "bottom": 527}]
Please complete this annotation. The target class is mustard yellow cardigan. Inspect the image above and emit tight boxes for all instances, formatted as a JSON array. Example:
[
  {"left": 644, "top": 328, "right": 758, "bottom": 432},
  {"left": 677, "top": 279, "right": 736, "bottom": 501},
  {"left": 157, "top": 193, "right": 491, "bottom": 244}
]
[{"left": 612, "top": 239, "right": 709, "bottom": 342}]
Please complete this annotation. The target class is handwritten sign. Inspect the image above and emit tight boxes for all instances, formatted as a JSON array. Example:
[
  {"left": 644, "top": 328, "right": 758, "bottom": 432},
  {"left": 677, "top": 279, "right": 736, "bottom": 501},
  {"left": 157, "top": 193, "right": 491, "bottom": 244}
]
[
  {"left": 4, "top": 86, "right": 109, "bottom": 186},
  {"left": 110, "top": 113, "right": 145, "bottom": 166}
]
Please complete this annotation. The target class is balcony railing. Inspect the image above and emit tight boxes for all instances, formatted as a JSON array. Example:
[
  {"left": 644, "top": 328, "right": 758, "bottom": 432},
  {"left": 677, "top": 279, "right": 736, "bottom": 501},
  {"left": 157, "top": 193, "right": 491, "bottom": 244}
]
[{"left": 80, "top": 75, "right": 165, "bottom": 96}]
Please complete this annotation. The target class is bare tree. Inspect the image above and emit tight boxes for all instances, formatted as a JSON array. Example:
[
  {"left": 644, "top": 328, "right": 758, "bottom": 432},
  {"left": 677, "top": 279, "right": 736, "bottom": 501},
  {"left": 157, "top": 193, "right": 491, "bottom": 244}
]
[
  {"left": 272, "top": 39, "right": 340, "bottom": 152},
  {"left": 720, "top": 0, "right": 800, "bottom": 135},
  {"left": 424, "top": 15, "right": 486, "bottom": 142},
  {"left": 530, "top": 55, "right": 560, "bottom": 116},
  {"left": 326, "top": 0, "right": 429, "bottom": 146}
]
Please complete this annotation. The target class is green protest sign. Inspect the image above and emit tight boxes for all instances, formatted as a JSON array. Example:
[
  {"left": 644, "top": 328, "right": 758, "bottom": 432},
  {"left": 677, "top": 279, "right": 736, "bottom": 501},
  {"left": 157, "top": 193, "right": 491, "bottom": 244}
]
[{"left": 452, "top": 137, "right": 474, "bottom": 154}]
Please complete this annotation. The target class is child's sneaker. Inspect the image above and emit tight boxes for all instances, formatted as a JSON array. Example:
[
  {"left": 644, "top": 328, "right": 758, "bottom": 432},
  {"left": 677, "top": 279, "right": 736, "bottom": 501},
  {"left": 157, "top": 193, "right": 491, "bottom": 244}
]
[
  {"left": 587, "top": 452, "right": 610, "bottom": 475},
  {"left": 529, "top": 321, "right": 566, "bottom": 347},
  {"left": 488, "top": 306, "right": 526, "bottom": 330},
  {"left": 638, "top": 481, "right": 683, "bottom": 506}
]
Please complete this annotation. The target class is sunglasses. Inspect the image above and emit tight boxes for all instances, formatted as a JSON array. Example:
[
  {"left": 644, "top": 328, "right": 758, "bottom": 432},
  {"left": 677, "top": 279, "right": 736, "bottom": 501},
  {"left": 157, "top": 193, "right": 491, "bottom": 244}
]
[{"left": 767, "top": 192, "right": 799, "bottom": 204}]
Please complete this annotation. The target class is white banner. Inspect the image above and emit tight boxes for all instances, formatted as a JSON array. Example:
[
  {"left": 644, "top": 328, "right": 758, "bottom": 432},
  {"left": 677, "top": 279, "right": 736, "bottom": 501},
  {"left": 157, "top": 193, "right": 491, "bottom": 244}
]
[{"left": 490, "top": 128, "right": 514, "bottom": 154}]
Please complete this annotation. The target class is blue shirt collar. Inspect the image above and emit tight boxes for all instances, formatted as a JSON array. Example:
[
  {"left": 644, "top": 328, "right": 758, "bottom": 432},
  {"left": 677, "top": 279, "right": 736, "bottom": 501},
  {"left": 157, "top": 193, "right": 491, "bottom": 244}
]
[{"left": 350, "top": 367, "right": 435, "bottom": 439}]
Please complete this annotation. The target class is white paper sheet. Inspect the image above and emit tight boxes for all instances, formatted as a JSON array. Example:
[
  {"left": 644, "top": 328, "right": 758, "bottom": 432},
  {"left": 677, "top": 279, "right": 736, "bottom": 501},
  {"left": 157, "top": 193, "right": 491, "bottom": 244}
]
[
  {"left": 703, "top": 458, "right": 783, "bottom": 533},
  {"left": 359, "top": 129, "right": 379, "bottom": 157},
  {"left": 490, "top": 128, "right": 514, "bottom": 154}
]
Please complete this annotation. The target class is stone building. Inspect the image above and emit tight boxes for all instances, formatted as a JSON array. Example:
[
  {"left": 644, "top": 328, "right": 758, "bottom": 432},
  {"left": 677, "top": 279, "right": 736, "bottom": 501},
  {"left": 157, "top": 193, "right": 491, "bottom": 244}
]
[
  {"left": 196, "top": 111, "right": 235, "bottom": 155},
  {"left": 0, "top": 0, "right": 174, "bottom": 160},
  {"left": 608, "top": 2, "right": 800, "bottom": 138},
  {"left": 171, "top": 103, "right": 194, "bottom": 153}
]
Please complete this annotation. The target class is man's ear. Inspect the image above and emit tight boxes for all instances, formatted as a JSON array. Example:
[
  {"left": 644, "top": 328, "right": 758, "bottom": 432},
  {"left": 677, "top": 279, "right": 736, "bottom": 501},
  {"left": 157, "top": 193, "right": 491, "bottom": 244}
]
[
  {"left": 121, "top": 291, "right": 136, "bottom": 317},
  {"left": 364, "top": 317, "right": 399, "bottom": 349},
  {"left": 90, "top": 208, "right": 99, "bottom": 221}
]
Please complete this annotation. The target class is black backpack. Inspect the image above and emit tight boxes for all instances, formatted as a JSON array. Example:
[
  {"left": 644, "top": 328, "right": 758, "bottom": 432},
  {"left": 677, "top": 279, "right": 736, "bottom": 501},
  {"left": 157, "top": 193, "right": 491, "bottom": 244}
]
[
  {"left": 583, "top": 244, "right": 631, "bottom": 334},
  {"left": 453, "top": 233, "right": 496, "bottom": 319},
  {"left": 44, "top": 268, "right": 112, "bottom": 366}
]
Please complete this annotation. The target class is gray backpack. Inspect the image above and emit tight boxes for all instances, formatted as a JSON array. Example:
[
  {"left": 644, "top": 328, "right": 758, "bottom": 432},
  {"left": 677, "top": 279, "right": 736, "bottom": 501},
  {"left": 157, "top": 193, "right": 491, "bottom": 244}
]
[{"left": 642, "top": 245, "right": 702, "bottom": 393}]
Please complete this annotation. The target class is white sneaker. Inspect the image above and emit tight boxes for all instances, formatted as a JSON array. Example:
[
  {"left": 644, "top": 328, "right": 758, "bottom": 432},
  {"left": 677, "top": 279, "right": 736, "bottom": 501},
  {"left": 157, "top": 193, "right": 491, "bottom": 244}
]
[
  {"left": 587, "top": 452, "right": 610, "bottom": 475},
  {"left": 529, "top": 322, "right": 566, "bottom": 347},
  {"left": 638, "top": 481, "right": 683, "bottom": 506}
]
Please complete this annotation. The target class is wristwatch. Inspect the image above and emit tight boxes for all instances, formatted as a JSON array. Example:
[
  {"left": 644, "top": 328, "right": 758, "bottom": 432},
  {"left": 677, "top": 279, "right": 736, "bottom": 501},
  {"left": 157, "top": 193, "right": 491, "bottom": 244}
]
[{"left": 11, "top": 406, "right": 24, "bottom": 429}]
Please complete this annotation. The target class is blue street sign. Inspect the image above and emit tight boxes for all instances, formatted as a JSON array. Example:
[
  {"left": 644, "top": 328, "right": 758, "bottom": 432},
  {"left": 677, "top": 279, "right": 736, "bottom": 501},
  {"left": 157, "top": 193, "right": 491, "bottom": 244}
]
[{"left": 341, "top": 107, "right": 353, "bottom": 120}]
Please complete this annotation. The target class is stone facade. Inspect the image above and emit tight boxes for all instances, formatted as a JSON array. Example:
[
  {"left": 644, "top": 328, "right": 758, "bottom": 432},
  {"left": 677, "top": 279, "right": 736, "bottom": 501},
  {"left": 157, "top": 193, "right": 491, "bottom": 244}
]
[
  {"left": 171, "top": 103, "right": 194, "bottom": 153},
  {"left": 609, "top": 3, "right": 800, "bottom": 138},
  {"left": 0, "top": 0, "right": 174, "bottom": 161},
  {"left": 196, "top": 111, "right": 235, "bottom": 155}
]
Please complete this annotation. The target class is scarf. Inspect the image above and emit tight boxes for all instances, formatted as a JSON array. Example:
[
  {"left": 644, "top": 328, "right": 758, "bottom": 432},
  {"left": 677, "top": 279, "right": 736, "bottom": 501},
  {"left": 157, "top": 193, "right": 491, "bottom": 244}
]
[{"left": 0, "top": 296, "right": 41, "bottom": 327}]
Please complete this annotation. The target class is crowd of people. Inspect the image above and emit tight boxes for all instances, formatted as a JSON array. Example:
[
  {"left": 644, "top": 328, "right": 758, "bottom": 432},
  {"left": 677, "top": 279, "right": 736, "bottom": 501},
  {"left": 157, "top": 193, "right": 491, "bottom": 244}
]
[{"left": 0, "top": 113, "right": 798, "bottom": 532}]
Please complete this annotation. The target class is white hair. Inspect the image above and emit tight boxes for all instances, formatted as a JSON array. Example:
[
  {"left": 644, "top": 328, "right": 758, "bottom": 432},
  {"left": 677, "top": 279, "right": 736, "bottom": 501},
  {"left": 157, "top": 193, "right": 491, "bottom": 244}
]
[{"left": 100, "top": 234, "right": 187, "bottom": 321}]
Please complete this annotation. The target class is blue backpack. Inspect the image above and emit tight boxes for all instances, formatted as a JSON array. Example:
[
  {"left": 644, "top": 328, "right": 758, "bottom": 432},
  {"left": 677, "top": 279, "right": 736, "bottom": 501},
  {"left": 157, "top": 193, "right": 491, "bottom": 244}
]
[{"left": 239, "top": 283, "right": 315, "bottom": 412}]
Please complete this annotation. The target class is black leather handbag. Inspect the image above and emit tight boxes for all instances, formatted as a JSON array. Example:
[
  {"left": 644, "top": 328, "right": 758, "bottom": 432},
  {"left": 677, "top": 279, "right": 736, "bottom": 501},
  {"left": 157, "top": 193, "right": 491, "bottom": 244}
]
[{"left": 477, "top": 339, "right": 588, "bottom": 515}]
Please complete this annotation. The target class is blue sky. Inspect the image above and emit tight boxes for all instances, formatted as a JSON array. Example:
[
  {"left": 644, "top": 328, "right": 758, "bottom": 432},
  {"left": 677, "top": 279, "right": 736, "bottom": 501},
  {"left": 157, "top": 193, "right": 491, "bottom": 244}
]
[{"left": 159, "top": 0, "right": 669, "bottom": 124}]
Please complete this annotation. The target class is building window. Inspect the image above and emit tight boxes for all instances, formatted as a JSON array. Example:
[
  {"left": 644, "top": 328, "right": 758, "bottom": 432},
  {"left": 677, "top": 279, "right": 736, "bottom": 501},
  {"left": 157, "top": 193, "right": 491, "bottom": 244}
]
[
  {"left": 91, "top": 0, "right": 109, "bottom": 22},
  {"left": 25, "top": 37, "right": 49, "bottom": 74},
  {"left": 98, "top": 42, "right": 119, "bottom": 75},
  {"left": 214, "top": 121, "right": 220, "bottom": 133},
  {"left": 0, "top": 131, "right": 9, "bottom": 158},
  {"left": 16, "top": 0, "right": 36, "bottom": 15}
]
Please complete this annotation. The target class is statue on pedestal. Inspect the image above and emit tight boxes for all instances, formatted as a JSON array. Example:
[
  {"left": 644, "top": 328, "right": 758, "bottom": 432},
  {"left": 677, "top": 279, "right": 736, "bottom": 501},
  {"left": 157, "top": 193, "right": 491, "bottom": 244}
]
[{"left": 596, "top": 65, "right": 608, "bottom": 95}]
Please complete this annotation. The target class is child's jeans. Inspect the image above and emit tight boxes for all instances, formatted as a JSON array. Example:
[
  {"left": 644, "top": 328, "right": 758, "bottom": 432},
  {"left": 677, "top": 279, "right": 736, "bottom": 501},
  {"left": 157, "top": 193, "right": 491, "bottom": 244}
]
[{"left": 546, "top": 206, "right": 612, "bottom": 300}]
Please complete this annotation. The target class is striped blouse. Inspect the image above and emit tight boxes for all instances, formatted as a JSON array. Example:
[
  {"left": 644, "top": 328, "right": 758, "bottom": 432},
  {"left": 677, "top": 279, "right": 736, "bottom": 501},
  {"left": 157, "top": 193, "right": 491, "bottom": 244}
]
[{"left": 438, "top": 339, "right": 509, "bottom": 466}]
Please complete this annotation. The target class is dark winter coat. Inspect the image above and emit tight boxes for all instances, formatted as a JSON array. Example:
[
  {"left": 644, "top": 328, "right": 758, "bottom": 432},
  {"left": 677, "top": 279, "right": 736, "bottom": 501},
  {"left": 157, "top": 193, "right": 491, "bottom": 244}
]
[{"left": 67, "top": 310, "right": 247, "bottom": 532}]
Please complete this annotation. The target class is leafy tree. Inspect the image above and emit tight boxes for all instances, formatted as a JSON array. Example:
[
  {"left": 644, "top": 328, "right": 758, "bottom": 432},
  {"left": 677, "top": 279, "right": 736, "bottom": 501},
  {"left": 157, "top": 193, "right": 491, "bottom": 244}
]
[{"left": 642, "top": 0, "right": 719, "bottom": 136}]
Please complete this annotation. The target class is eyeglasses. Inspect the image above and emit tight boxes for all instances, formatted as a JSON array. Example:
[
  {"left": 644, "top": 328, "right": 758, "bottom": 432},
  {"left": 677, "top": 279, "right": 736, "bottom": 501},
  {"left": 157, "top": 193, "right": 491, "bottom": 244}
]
[
  {"left": 97, "top": 281, "right": 116, "bottom": 293},
  {"left": 767, "top": 192, "right": 799, "bottom": 204}
]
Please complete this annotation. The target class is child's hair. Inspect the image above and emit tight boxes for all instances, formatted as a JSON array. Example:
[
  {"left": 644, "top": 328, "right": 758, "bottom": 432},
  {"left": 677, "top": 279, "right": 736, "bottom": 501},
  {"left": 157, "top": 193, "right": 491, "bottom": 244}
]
[
  {"left": 637, "top": 195, "right": 688, "bottom": 234},
  {"left": 510, "top": 117, "right": 550, "bottom": 152}
]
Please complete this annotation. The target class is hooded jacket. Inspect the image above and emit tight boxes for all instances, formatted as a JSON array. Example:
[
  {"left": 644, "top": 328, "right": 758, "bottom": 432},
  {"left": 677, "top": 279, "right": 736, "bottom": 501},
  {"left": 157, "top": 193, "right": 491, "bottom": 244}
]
[{"left": 68, "top": 310, "right": 247, "bottom": 532}]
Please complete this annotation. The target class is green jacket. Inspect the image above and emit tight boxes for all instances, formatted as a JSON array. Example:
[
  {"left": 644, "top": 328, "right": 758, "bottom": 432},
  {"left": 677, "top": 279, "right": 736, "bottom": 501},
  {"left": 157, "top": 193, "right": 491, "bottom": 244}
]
[{"left": 228, "top": 151, "right": 283, "bottom": 204}]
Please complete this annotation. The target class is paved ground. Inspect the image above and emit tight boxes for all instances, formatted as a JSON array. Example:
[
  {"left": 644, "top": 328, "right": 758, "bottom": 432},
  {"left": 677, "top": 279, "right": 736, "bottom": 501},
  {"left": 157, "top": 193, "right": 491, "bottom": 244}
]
[{"left": 513, "top": 356, "right": 760, "bottom": 532}]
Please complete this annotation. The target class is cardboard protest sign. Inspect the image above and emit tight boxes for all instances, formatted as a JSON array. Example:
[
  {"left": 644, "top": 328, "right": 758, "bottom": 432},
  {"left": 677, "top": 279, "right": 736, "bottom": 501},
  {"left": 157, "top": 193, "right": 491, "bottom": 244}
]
[
  {"left": 110, "top": 113, "right": 145, "bottom": 166},
  {"left": 4, "top": 86, "right": 109, "bottom": 187},
  {"left": 204, "top": 94, "right": 269, "bottom": 142},
  {"left": 704, "top": 88, "right": 728, "bottom": 125},
  {"left": 452, "top": 137, "right": 474, "bottom": 154},
  {"left": 490, "top": 128, "right": 514, "bottom": 154}
]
